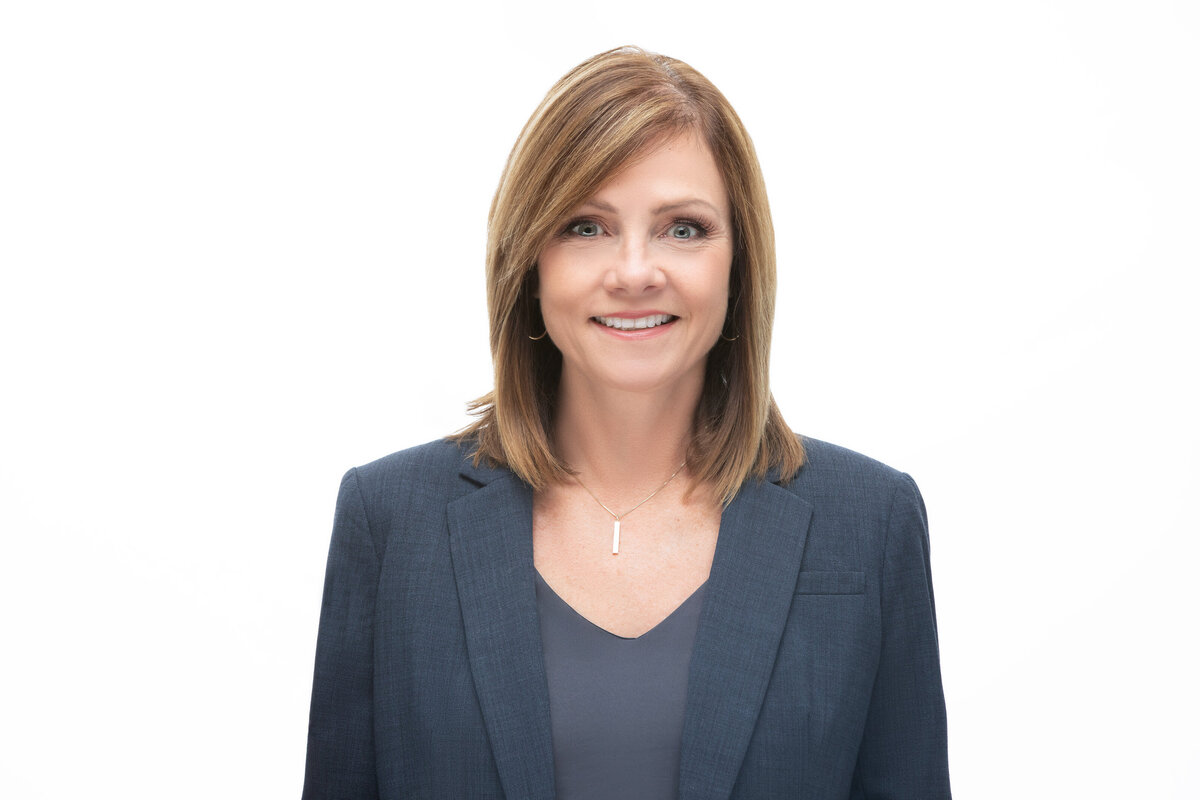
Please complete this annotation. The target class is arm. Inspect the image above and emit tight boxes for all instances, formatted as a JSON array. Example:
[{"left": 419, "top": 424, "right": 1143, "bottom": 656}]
[
  {"left": 302, "top": 468, "right": 381, "bottom": 800},
  {"left": 851, "top": 474, "right": 952, "bottom": 799}
]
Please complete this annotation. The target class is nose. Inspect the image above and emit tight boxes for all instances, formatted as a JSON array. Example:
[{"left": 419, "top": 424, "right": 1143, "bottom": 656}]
[{"left": 603, "top": 238, "right": 663, "bottom": 293}]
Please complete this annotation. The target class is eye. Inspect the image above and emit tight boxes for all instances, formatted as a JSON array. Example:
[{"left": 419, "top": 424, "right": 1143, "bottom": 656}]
[
  {"left": 568, "top": 220, "right": 603, "bottom": 237},
  {"left": 668, "top": 223, "right": 703, "bottom": 240}
]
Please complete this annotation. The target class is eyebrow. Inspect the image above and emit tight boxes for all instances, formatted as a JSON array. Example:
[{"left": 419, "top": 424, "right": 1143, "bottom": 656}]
[{"left": 578, "top": 198, "right": 724, "bottom": 216}]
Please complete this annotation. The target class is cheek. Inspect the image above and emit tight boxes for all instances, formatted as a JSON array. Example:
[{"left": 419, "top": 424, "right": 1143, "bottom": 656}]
[
  {"left": 698, "top": 257, "right": 733, "bottom": 318},
  {"left": 533, "top": 252, "right": 566, "bottom": 306},
  {"left": 534, "top": 252, "right": 588, "bottom": 327}
]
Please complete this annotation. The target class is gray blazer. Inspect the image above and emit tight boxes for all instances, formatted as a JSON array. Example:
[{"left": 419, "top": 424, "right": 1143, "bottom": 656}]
[{"left": 302, "top": 436, "right": 950, "bottom": 799}]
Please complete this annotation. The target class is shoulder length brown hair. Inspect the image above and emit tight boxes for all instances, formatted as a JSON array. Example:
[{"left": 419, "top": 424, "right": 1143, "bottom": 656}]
[{"left": 453, "top": 46, "right": 803, "bottom": 503}]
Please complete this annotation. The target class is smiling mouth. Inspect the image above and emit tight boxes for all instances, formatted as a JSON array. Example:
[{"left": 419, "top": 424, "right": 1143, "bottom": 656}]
[{"left": 591, "top": 314, "right": 678, "bottom": 331}]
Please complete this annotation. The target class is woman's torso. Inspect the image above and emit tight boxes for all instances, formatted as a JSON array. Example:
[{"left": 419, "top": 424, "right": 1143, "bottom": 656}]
[{"left": 531, "top": 479, "right": 720, "bottom": 638}]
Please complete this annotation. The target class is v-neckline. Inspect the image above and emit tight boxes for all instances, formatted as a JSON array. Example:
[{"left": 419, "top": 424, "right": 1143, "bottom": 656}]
[{"left": 534, "top": 569, "right": 708, "bottom": 641}]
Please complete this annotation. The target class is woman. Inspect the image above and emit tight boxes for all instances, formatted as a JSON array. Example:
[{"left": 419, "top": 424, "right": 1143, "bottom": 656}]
[{"left": 303, "top": 47, "right": 950, "bottom": 799}]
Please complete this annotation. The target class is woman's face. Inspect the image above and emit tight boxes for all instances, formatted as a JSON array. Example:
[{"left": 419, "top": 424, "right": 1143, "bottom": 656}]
[{"left": 536, "top": 132, "right": 733, "bottom": 400}]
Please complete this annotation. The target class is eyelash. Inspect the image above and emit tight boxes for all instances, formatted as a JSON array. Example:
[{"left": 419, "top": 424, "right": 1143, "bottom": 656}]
[
  {"left": 668, "top": 217, "right": 716, "bottom": 239},
  {"left": 561, "top": 216, "right": 717, "bottom": 240}
]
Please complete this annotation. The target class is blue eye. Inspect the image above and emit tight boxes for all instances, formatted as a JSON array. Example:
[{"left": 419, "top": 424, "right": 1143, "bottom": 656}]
[
  {"left": 569, "top": 221, "right": 602, "bottom": 237},
  {"left": 669, "top": 223, "right": 702, "bottom": 240}
]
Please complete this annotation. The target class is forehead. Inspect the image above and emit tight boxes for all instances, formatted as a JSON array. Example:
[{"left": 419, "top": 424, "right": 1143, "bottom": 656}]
[{"left": 585, "top": 132, "right": 729, "bottom": 216}]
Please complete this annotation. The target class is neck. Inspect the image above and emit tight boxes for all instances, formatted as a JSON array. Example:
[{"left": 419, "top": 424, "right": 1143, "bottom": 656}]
[{"left": 552, "top": 369, "right": 701, "bottom": 498}]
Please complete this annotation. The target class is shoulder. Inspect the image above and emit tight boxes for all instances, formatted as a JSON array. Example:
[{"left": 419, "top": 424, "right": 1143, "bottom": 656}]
[
  {"left": 353, "top": 437, "right": 472, "bottom": 486},
  {"left": 340, "top": 438, "right": 481, "bottom": 523},
  {"left": 779, "top": 435, "right": 924, "bottom": 543},
  {"left": 790, "top": 435, "right": 914, "bottom": 496}
]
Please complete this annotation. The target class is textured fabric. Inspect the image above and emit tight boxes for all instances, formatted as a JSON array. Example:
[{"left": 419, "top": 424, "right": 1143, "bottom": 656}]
[
  {"left": 301, "top": 436, "right": 952, "bottom": 799},
  {"left": 536, "top": 571, "right": 705, "bottom": 800}
]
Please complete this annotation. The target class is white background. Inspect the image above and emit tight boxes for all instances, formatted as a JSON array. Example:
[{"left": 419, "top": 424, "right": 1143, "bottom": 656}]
[{"left": 2, "top": 1, "right": 1197, "bottom": 797}]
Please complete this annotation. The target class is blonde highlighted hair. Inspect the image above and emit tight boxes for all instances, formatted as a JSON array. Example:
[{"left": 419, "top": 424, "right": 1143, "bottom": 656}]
[{"left": 453, "top": 46, "right": 803, "bottom": 503}]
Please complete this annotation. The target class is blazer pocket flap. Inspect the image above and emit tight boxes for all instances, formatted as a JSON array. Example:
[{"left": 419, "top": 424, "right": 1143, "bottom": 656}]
[{"left": 794, "top": 570, "right": 865, "bottom": 595}]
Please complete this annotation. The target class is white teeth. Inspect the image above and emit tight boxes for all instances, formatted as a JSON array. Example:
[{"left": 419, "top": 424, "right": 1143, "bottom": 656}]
[{"left": 594, "top": 314, "right": 674, "bottom": 331}]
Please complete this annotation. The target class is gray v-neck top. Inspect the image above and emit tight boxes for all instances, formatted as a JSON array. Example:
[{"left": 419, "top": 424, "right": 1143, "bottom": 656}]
[{"left": 535, "top": 571, "right": 707, "bottom": 800}]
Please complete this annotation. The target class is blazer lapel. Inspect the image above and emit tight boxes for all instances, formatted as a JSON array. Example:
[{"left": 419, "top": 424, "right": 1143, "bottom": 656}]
[
  {"left": 679, "top": 478, "right": 814, "bottom": 800},
  {"left": 446, "top": 464, "right": 555, "bottom": 800}
]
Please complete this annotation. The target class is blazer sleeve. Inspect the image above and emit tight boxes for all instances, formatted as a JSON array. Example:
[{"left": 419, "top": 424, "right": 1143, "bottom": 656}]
[
  {"left": 851, "top": 474, "right": 952, "bottom": 799},
  {"left": 302, "top": 468, "right": 381, "bottom": 800}
]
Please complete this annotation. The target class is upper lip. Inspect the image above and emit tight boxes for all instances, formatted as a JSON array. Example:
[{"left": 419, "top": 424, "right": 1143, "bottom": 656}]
[
  {"left": 591, "top": 312, "right": 678, "bottom": 331},
  {"left": 592, "top": 310, "right": 674, "bottom": 319}
]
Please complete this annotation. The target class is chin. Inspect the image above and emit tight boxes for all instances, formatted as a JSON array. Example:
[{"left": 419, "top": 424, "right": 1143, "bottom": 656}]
[{"left": 596, "top": 363, "right": 705, "bottom": 396}]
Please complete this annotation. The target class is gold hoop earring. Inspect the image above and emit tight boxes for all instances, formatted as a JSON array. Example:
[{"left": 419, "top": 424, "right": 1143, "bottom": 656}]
[
  {"left": 720, "top": 331, "right": 739, "bottom": 342},
  {"left": 529, "top": 329, "right": 548, "bottom": 341}
]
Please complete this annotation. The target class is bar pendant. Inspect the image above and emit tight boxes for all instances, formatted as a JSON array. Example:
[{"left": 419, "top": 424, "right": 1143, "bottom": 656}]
[{"left": 612, "top": 519, "right": 621, "bottom": 555}]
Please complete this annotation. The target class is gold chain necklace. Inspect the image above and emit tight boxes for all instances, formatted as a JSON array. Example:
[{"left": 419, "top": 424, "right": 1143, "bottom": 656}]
[{"left": 571, "top": 460, "right": 687, "bottom": 555}]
